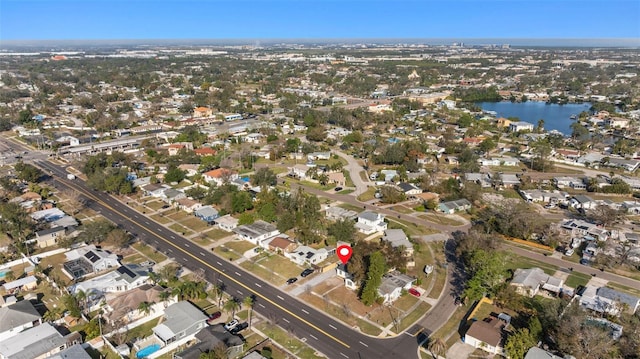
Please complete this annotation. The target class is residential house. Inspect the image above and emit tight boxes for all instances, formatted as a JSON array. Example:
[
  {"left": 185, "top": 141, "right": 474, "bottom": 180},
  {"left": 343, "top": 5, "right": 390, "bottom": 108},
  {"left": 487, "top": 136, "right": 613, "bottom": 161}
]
[
  {"left": 509, "top": 121, "right": 534, "bottom": 132},
  {"left": 336, "top": 263, "right": 358, "bottom": 290},
  {"left": 397, "top": 183, "right": 421, "bottom": 198},
  {"left": 554, "top": 176, "right": 586, "bottom": 190},
  {"left": 30, "top": 208, "right": 66, "bottom": 222},
  {"left": 175, "top": 198, "right": 202, "bottom": 213},
  {"left": 328, "top": 172, "right": 346, "bottom": 187},
  {"left": 463, "top": 316, "right": 507, "bottom": 355},
  {"left": 153, "top": 301, "right": 208, "bottom": 345},
  {"left": 288, "top": 164, "right": 311, "bottom": 180},
  {"left": 233, "top": 221, "right": 280, "bottom": 247},
  {"left": 193, "top": 107, "right": 213, "bottom": 118},
  {"left": 510, "top": 267, "right": 564, "bottom": 297},
  {"left": 325, "top": 206, "right": 358, "bottom": 222},
  {"left": 267, "top": 237, "right": 297, "bottom": 254},
  {"left": 478, "top": 158, "right": 500, "bottom": 166},
  {"left": 382, "top": 229, "right": 414, "bottom": 257},
  {"left": 161, "top": 188, "right": 186, "bottom": 204},
  {"left": 0, "top": 323, "right": 81, "bottom": 359},
  {"left": 2, "top": 276, "right": 38, "bottom": 294},
  {"left": 193, "top": 147, "right": 217, "bottom": 157},
  {"left": 579, "top": 285, "right": 640, "bottom": 316},
  {"left": 31, "top": 226, "right": 65, "bottom": 248},
  {"left": 355, "top": 211, "right": 387, "bottom": 235},
  {"left": 495, "top": 156, "right": 521, "bottom": 166},
  {"left": 524, "top": 347, "right": 563, "bottom": 359},
  {"left": 203, "top": 168, "right": 239, "bottom": 186},
  {"left": 215, "top": 215, "right": 238, "bottom": 232},
  {"left": 570, "top": 195, "right": 597, "bottom": 210},
  {"left": 104, "top": 284, "right": 174, "bottom": 324},
  {"left": 63, "top": 244, "right": 120, "bottom": 279},
  {"left": 438, "top": 199, "right": 472, "bottom": 214},
  {"left": 0, "top": 300, "right": 43, "bottom": 341},
  {"left": 560, "top": 219, "right": 609, "bottom": 241},
  {"left": 380, "top": 169, "right": 398, "bottom": 183},
  {"left": 194, "top": 206, "right": 220, "bottom": 223},
  {"left": 167, "top": 144, "right": 187, "bottom": 156},
  {"left": 50, "top": 216, "right": 79, "bottom": 230},
  {"left": 174, "top": 324, "right": 244, "bottom": 359},
  {"left": 607, "top": 157, "right": 640, "bottom": 172},
  {"left": 605, "top": 117, "right": 630, "bottom": 128},
  {"left": 445, "top": 156, "right": 459, "bottom": 165},
  {"left": 498, "top": 173, "right": 521, "bottom": 188},
  {"left": 307, "top": 152, "right": 331, "bottom": 161},
  {"left": 519, "top": 189, "right": 569, "bottom": 204},
  {"left": 287, "top": 246, "right": 329, "bottom": 266},
  {"left": 377, "top": 271, "right": 415, "bottom": 304},
  {"left": 178, "top": 164, "right": 200, "bottom": 177},
  {"left": 69, "top": 265, "right": 150, "bottom": 300},
  {"left": 140, "top": 183, "right": 171, "bottom": 197}
]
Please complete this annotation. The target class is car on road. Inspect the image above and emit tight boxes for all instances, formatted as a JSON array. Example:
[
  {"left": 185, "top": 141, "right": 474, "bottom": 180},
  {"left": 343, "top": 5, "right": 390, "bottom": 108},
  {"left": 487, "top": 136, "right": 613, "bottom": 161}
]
[
  {"left": 230, "top": 322, "right": 248, "bottom": 334},
  {"left": 224, "top": 319, "right": 239, "bottom": 331},
  {"left": 408, "top": 288, "right": 421, "bottom": 297},
  {"left": 334, "top": 187, "right": 343, "bottom": 192},
  {"left": 207, "top": 311, "right": 222, "bottom": 325},
  {"left": 286, "top": 277, "right": 298, "bottom": 285},
  {"left": 300, "top": 268, "right": 314, "bottom": 277}
]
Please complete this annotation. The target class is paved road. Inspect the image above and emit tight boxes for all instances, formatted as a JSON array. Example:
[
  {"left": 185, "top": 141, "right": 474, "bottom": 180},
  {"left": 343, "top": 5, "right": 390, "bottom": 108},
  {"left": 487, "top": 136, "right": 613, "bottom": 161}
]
[
  {"left": 333, "top": 149, "right": 372, "bottom": 197},
  {"left": 34, "top": 159, "right": 423, "bottom": 359}
]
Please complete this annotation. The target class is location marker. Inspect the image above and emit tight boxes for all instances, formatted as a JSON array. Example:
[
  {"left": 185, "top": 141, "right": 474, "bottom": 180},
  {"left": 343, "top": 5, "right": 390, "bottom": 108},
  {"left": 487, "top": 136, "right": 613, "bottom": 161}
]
[{"left": 337, "top": 245, "right": 353, "bottom": 264}]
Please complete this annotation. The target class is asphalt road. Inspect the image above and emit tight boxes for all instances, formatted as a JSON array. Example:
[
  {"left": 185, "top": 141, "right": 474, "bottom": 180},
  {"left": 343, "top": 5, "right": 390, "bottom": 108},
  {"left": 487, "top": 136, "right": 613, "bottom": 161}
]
[{"left": 34, "top": 159, "right": 424, "bottom": 359}]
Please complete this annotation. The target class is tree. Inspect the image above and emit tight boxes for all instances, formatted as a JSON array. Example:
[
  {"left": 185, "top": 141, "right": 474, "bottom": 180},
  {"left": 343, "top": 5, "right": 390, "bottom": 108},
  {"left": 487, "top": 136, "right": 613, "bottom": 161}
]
[
  {"left": 243, "top": 296, "right": 254, "bottom": 328},
  {"left": 224, "top": 297, "right": 240, "bottom": 318},
  {"left": 252, "top": 167, "right": 277, "bottom": 187},
  {"left": 164, "top": 166, "right": 186, "bottom": 183},
  {"left": 379, "top": 186, "right": 405, "bottom": 204},
  {"left": 137, "top": 301, "right": 153, "bottom": 315},
  {"left": 427, "top": 337, "right": 447, "bottom": 359},
  {"left": 360, "top": 251, "right": 386, "bottom": 305},
  {"left": 327, "top": 219, "right": 356, "bottom": 243},
  {"left": 463, "top": 249, "right": 507, "bottom": 301},
  {"left": 504, "top": 328, "right": 536, "bottom": 359},
  {"left": 14, "top": 162, "right": 43, "bottom": 182},
  {"left": 62, "top": 294, "right": 82, "bottom": 318},
  {"left": 586, "top": 205, "right": 623, "bottom": 227}
]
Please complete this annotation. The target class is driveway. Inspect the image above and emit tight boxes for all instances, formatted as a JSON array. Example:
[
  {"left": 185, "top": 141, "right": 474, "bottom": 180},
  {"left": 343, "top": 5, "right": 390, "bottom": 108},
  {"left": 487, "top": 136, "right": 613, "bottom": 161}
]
[{"left": 333, "top": 149, "right": 372, "bottom": 197}]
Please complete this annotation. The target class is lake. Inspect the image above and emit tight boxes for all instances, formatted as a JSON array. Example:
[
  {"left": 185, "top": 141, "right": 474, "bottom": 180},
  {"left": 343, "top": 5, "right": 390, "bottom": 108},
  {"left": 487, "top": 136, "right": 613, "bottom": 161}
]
[{"left": 476, "top": 101, "right": 592, "bottom": 136}]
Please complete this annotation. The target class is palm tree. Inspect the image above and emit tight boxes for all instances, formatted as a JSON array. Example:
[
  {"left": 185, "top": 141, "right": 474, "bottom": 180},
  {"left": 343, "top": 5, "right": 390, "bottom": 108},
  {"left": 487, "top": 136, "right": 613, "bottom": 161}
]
[
  {"left": 212, "top": 283, "right": 225, "bottom": 308},
  {"left": 243, "top": 296, "right": 254, "bottom": 328},
  {"left": 428, "top": 337, "right": 447, "bottom": 359},
  {"left": 137, "top": 301, "right": 153, "bottom": 316},
  {"left": 223, "top": 297, "right": 240, "bottom": 318},
  {"left": 43, "top": 307, "right": 63, "bottom": 322},
  {"left": 75, "top": 290, "right": 88, "bottom": 315},
  {"left": 159, "top": 290, "right": 171, "bottom": 308}
]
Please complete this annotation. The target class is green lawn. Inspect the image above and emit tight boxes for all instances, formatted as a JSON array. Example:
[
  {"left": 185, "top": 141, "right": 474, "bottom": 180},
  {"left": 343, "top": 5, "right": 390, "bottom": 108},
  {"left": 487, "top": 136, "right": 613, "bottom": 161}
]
[
  {"left": 166, "top": 211, "right": 190, "bottom": 222},
  {"left": 503, "top": 252, "right": 558, "bottom": 275},
  {"left": 396, "top": 302, "right": 431, "bottom": 333},
  {"left": 394, "top": 293, "right": 420, "bottom": 312},
  {"left": 387, "top": 217, "right": 439, "bottom": 236},
  {"left": 122, "top": 253, "right": 147, "bottom": 264},
  {"left": 214, "top": 246, "right": 242, "bottom": 261},
  {"left": 224, "top": 240, "right": 258, "bottom": 254},
  {"left": 145, "top": 200, "right": 167, "bottom": 211},
  {"left": 418, "top": 213, "right": 465, "bottom": 226},
  {"left": 565, "top": 272, "right": 591, "bottom": 288},
  {"left": 240, "top": 261, "right": 286, "bottom": 285},
  {"left": 150, "top": 214, "right": 172, "bottom": 224},
  {"left": 357, "top": 187, "right": 377, "bottom": 201},
  {"left": 254, "top": 322, "right": 325, "bottom": 359},
  {"left": 206, "top": 228, "right": 233, "bottom": 241},
  {"left": 256, "top": 254, "right": 303, "bottom": 279},
  {"left": 132, "top": 242, "right": 168, "bottom": 263},
  {"left": 169, "top": 223, "right": 194, "bottom": 236},
  {"left": 178, "top": 216, "right": 210, "bottom": 232}
]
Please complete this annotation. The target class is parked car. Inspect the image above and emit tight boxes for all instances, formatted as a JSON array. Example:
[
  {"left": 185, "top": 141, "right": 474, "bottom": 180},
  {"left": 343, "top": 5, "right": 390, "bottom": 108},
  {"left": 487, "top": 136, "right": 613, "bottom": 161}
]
[
  {"left": 454, "top": 296, "right": 463, "bottom": 306},
  {"left": 565, "top": 249, "right": 574, "bottom": 256},
  {"left": 334, "top": 187, "right": 343, "bottom": 192},
  {"left": 286, "top": 277, "right": 298, "bottom": 285},
  {"left": 224, "top": 319, "right": 239, "bottom": 331},
  {"left": 300, "top": 268, "right": 314, "bottom": 277},
  {"left": 230, "top": 322, "right": 249, "bottom": 334},
  {"left": 207, "top": 311, "right": 222, "bottom": 324},
  {"left": 408, "top": 288, "right": 421, "bottom": 297}
]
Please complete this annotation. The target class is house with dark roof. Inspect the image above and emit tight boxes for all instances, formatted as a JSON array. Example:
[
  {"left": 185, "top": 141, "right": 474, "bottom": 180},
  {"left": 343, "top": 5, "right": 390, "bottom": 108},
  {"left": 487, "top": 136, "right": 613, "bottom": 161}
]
[
  {"left": 31, "top": 226, "right": 66, "bottom": 248},
  {"left": 174, "top": 324, "right": 244, "bottom": 359},
  {"left": 397, "top": 183, "right": 421, "bottom": 197},
  {"left": 267, "top": 237, "right": 297, "bottom": 254},
  {"left": 0, "top": 300, "right": 42, "bottom": 341},
  {"left": 69, "top": 264, "right": 150, "bottom": 301}
]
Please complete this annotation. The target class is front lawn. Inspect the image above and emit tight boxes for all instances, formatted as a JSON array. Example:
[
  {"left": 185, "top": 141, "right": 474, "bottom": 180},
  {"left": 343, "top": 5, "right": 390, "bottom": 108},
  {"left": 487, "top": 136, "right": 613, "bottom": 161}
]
[
  {"left": 131, "top": 242, "right": 167, "bottom": 263},
  {"left": 256, "top": 254, "right": 303, "bottom": 279},
  {"left": 179, "top": 217, "right": 210, "bottom": 232}
]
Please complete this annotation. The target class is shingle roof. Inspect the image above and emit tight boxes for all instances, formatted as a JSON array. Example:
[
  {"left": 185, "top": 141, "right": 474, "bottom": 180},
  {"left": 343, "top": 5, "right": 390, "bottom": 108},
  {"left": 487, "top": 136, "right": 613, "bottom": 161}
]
[{"left": 0, "top": 300, "right": 42, "bottom": 333}]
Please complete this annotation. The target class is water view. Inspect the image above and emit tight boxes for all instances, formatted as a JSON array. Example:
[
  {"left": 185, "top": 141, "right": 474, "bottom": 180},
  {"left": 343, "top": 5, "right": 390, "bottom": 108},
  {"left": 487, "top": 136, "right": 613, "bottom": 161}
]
[{"left": 477, "top": 101, "right": 593, "bottom": 136}]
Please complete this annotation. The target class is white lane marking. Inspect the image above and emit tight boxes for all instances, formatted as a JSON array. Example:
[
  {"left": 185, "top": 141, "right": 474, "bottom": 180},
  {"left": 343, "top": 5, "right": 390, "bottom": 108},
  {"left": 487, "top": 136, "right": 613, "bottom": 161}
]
[
  {"left": 282, "top": 318, "right": 290, "bottom": 323},
  {"left": 217, "top": 278, "right": 224, "bottom": 282},
  {"left": 359, "top": 341, "right": 369, "bottom": 347},
  {"left": 277, "top": 295, "right": 284, "bottom": 300},
  {"left": 171, "top": 235, "right": 176, "bottom": 239},
  {"left": 258, "top": 303, "right": 265, "bottom": 309},
  {"left": 340, "top": 353, "right": 349, "bottom": 358},
  {"left": 255, "top": 283, "right": 262, "bottom": 288},
  {"left": 199, "top": 252, "right": 205, "bottom": 256},
  {"left": 310, "top": 334, "right": 318, "bottom": 340},
  {"left": 216, "top": 261, "right": 223, "bottom": 266},
  {"left": 301, "top": 309, "right": 309, "bottom": 314},
  {"left": 133, "top": 215, "right": 139, "bottom": 218},
  {"left": 235, "top": 271, "right": 242, "bottom": 277},
  {"left": 329, "top": 324, "right": 337, "bottom": 330},
  {"left": 184, "top": 243, "right": 190, "bottom": 247},
  {"left": 144, "top": 221, "right": 150, "bottom": 225},
  {"left": 167, "top": 248, "right": 173, "bottom": 253}
]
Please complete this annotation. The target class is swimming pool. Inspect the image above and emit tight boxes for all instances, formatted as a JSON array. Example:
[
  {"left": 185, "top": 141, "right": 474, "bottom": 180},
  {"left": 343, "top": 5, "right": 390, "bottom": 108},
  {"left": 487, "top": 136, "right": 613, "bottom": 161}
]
[
  {"left": 0, "top": 270, "right": 9, "bottom": 279},
  {"left": 136, "top": 344, "right": 161, "bottom": 358}
]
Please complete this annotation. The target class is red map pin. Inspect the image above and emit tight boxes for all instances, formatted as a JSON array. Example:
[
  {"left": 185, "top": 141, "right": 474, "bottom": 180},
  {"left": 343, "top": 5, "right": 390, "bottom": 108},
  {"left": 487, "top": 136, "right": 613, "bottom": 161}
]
[{"left": 337, "top": 245, "right": 353, "bottom": 264}]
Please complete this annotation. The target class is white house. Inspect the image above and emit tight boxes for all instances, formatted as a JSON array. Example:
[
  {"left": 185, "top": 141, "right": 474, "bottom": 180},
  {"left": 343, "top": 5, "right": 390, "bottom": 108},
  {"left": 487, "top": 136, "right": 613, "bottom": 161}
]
[
  {"left": 233, "top": 221, "right": 280, "bottom": 246},
  {"left": 153, "top": 301, "right": 208, "bottom": 346},
  {"left": 377, "top": 271, "right": 415, "bottom": 304},
  {"left": 509, "top": 121, "right": 534, "bottom": 132},
  {"left": 286, "top": 246, "right": 329, "bottom": 266},
  {"left": 215, "top": 215, "right": 238, "bottom": 232},
  {"left": 397, "top": 183, "right": 421, "bottom": 197},
  {"left": 288, "top": 164, "right": 311, "bottom": 180},
  {"left": 69, "top": 265, "right": 150, "bottom": 300},
  {"left": 0, "top": 300, "right": 42, "bottom": 341},
  {"left": 355, "top": 211, "right": 387, "bottom": 235},
  {"left": 381, "top": 229, "right": 414, "bottom": 257},
  {"left": 570, "top": 195, "right": 597, "bottom": 210},
  {"left": 63, "top": 244, "right": 121, "bottom": 279},
  {"left": 0, "top": 323, "right": 81, "bottom": 359},
  {"left": 203, "top": 168, "right": 239, "bottom": 186},
  {"left": 335, "top": 263, "right": 358, "bottom": 290}
]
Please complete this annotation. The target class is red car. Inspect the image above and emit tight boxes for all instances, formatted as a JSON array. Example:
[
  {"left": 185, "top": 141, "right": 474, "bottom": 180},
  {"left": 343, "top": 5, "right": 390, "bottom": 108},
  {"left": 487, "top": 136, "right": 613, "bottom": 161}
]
[
  {"left": 207, "top": 311, "right": 222, "bottom": 324},
  {"left": 408, "top": 288, "right": 421, "bottom": 297}
]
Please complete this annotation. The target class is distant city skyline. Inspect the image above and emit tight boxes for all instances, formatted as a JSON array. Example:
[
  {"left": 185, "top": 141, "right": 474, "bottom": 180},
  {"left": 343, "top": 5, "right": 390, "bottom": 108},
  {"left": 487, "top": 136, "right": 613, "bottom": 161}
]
[{"left": 1, "top": 0, "right": 639, "bottom": 42}]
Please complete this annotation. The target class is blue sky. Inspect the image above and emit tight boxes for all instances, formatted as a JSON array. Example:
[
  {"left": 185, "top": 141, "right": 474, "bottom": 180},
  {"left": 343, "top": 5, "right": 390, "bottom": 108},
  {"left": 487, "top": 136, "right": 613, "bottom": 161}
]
[{"left": 1, "top": 0, "right": 639, "bottom": 40}]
